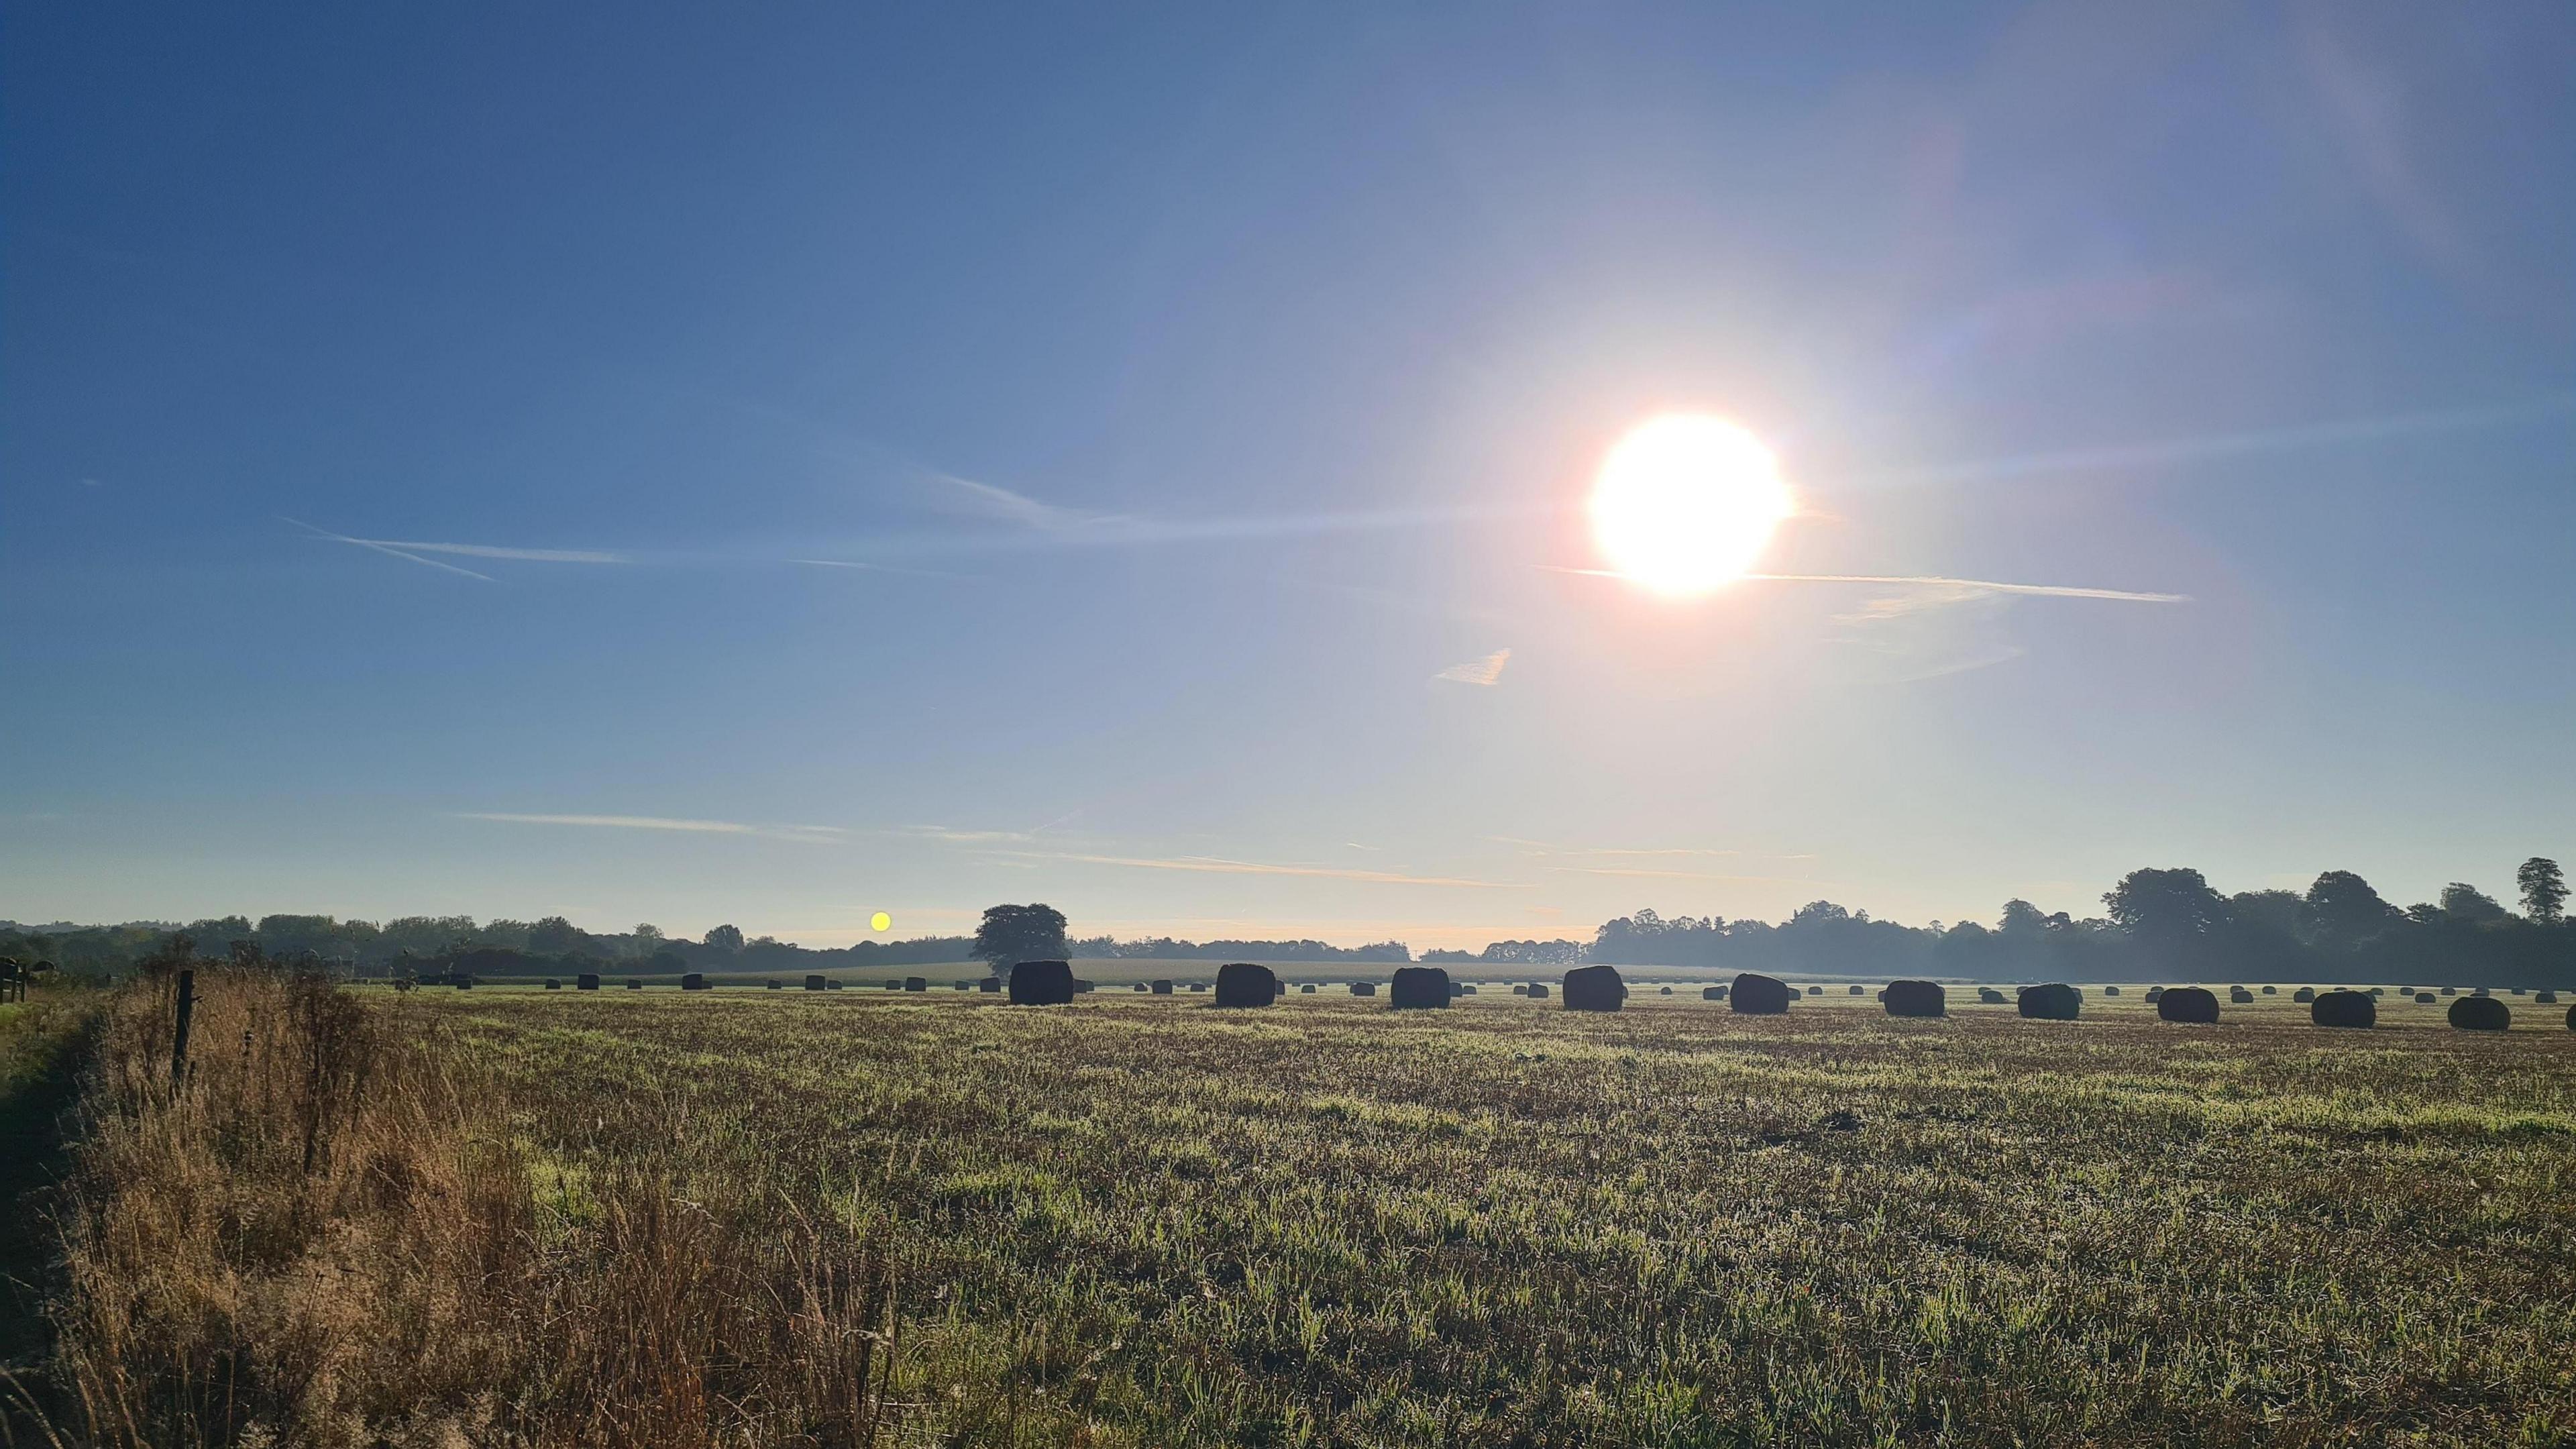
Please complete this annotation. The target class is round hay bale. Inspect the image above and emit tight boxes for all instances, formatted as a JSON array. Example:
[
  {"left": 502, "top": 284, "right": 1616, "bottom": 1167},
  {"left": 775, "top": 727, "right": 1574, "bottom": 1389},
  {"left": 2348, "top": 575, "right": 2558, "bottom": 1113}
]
[
  {"left": 2018, "top": 983, "right": 2082, "bottom": 1021},
  {"left": 2157, "top": 986, "right": 2220, "bottom": 1024},
  {"left": 1511, "top": 983, "right": 1529, "bottom": 996},
  {"left": 1848, "top": 983, "right": 1865, "bottom": 995},
  {"left": 1390, "top": 966, "right": 1451, "bottom": 1010},
  {"left": 626, "top": 979, "right": 643, "bottom": 990},
  {"left": 544, "top": 979, "right": 561, "bottom": 990},
  {"left": 1702, "top": 984, "right": 1728, "bottom": 1001},
  {"left": 1448, "top": 981, "right": 1464, "bottom": 998},
  {"left": 1152, "top": 979, "right": 1175, "bottom": 995},
  {"left": 1350, "top": 981, "right": 1377, "bottom": 997},
  {"left": 771, "top": 980, "right": 787, "bottom": 990},
  {"left": 2473, "top": 986, "right": 2491, "bottom": 997},
  {"left": 1977, "top": 986, "right": 2007, "bottom": 1004},
  {"left": 2535, "top": 989, "right": 2557, "bottom": 1004},
  {"left": 2441, "top": 986, "right": 2457, "bottom": 996},
  {"left": 1527, "top": 982, "right": 1550, "bottom": 1000},
  {"left": 2447, "top": 996, "right": 2509, "bottom": 1032},
  {"left": 1806, "top": 985, "right": 1823, "bottom": 996},
  {"left": 1189, "top": 982, "right": 1207, "bottom": 992},
  {"left": 904, "top": 976, "right": 928, "bottom": 993},
  {"left": 1133, "top": 982, "right": 1148, "bottom": 992},
  {"left": 577, "top": 973, "right": 601, "bottom": 990},
  {"left": 2261, "top": 984, "right": 2277, "bottom": 995},
  {"left": 1300, "top": 982, "right": 1318, "bottom": 994},
  {"left": 2510, "top": 987, "right": 2525, "bottom": 995},
  {"left": 979, "top": 977, "right": 1001, "bottom": 993},
  {"left": 1075, "top": 979, "right": 1096, "bottom": 994},
  {"left": 2370, "top": 986, "right": 2384, "bottom": 995},
  {"left": 681, "top": 973, "right": 710, "bottom": 991},
  {"left": 1659, "top": 985, "right": 1673, "bottom": 996},
  {"left": 804, "top": 974, "right": 828, "bottom": 991},
  {"left": 2414, "top": 991, "right": 2436, "bottom": 1004},
  {"left": 1458, "top": 983, "right": 1477, "bottom": 996},
  {"left": 1008, "top": 960, "right": 1075, "bottom": 1006},
  {"left": 2311, "top": 989, "right": 2375, "bottom": 1029},
  {"left": 2292, "top": 987, "right": 2316, "bottom": 1003},
  {"left": 1882, "top": 979, "right": 1945, "bottom": 1018},
  {"left": 954, "top": 980, "right": 971, "bottom": 990},
  {"left": 2102, "top": 985, "right": 2121, "bottom": 996},
  {"left": 2566, "top": 1003, "right": 2575, "bottom": 1030},
  {"left": 1562, "top": 964, "right": 1626, "bottom": 1013},
  {"left": 1731, "top": 973, "right": 1793, "bottom": 1015},
  {"left": 1216, "top": 961, "right": 1277, "bottom": 1008},
  {"left": 2228, "top": 986, "right": 2254, "bottom": 1004},
  {"left": 827, "top": 979, "right": 844, "bottom": 990}
]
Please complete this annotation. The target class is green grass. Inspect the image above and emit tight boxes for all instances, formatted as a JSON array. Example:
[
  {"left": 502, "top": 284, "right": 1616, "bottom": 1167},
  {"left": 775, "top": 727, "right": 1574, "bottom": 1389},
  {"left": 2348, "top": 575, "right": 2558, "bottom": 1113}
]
[{"left": 404, "top": 987, "right": 2576, "bottom": 1446}]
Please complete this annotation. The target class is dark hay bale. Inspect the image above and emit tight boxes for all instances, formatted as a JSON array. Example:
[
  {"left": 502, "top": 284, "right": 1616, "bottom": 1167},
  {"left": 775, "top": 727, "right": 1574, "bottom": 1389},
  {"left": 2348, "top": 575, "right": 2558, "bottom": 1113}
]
[
  {"left": 2143, "top": 985, "right": 2164, "bottom": 1001},
  {"left": 2103, "top": 985, "right": 2121, "bottom": 996},
  {"left": 979, "top": 977, "right": 1001, "bottom": 992},
  {"left": 881, "top": 981, "right": 900, "bottom": 990},
  {"left": 804, "top": 975, "right": 828, "bottom": 991},
  {"left": 1512, "top": 984, "right": 1529, "bottom": 996},
  {"left": 770, "top": 980, "right": 785, "bottom": 991},
  {"left": 1133, "top": 982, "right": 1149, "bottom": 992},
  {"left": 1152, "top": 979, "right": 1174, "bottom": 995},
  {"left": 1458, "top": 984, "right": 1477, "bottom": 996},
  {"left": 1301, "top": 982, "right": 1317, "bottom": 994},
  {"left": 1527, "top": 982, "right": 1549, "bottom": 1000},
  {"left": 954, "top": 980, "right": 971, "bottom": 990},
  {"left": 2229, "top": 986, "right": 2254, "bottom": 1004},
  {"left": 2414, "top": 991, "right": 2436, "bottom": 1004},
  {"left": 2442, "top": 986, "right": 2457, "bottom": 996},
  {"left": 2261, "top": 984, "right": 2277, "bottom": 994},
  {"left": 2371, "top": 986, "right": 2384, "bottom": 994},
  {"left": 2293, "top": 987, "right": 2316, "bottom": 1003},
  {"left": 544, "top": 979, "right": 560, "bottom": 990},
  {"left": 1703, "top": 985, "right": 1728, "bottom": 1001},
  {"left": 1806, "top": 985, "right": 1823, "bottom": 996},
  {"left": 1390, "top": 966, "right": 1451, "bottom": 1010},
  {"left": 1216, "top": 961, "right": 1277, "bottom": 1008},
  {"left": 2018, "top": 983, "right": 2081, "bottom": 1021},
  {"left": 1978, "top": 986, "right": 2006, "bottom": 1004},
  {"left": 2474, "top": 987, "right": 2491, "bottom": 997},
  {"left": 2534, "top": 989, "right": 2557, "bottom": 1004},
  {"left": 626, "top": 979, "right": 642, "bottom": 990},
  {"left": 903, "top": 976, "right": 928, "bottom": 993},
  {"left": 1731, "top": 973, "right": 1793, "bottom": 1015},
  {"left": 1008, "top": 960, "right": 1075, "bottom": 1006},
  {"left": 2157, "top": 986, "right": 2220, "bottom": 1024},
  {"left": 1848, "top": 984, "right": 1865, "bottom": 995},
  {"left": 2448, "top": 996, "right": 2509, "bottom": 1032},
  {"left": 1350, "top": 981, "right": 1377, "bottom": 996},
  {"left": 1882, "top": 979, "right": 1946, "bottom": 1018},
  {"left": 1189, "top": 983, "right": 1207, "bottom": 993},
  {"left": 454, "top": 979, "right": 474, "bottom": 990},
  {"left": 2312, "top": 989, "right": 2376, "bottom": 1029},
  {"left": 1562, "top": 964, "right": 1627, "bottom": 1013},
  {"left": 1448, "top": 982, "right": 1464, "bottom": 998},
  {"left": 2566, "top": 1003, "right": 2575, "bottom": 1030},
  {"left": 577, "top": 973, "right": 600, "bottom": 990},
  {"left": 827, "top": 979, "right": 844, "bottom": 990},
  {"left": 1660, "top": 985, "right": 1674, "bottom": 996},
  {"left": 1075, "top": 979, "right": 1096, "bottom": 994}
]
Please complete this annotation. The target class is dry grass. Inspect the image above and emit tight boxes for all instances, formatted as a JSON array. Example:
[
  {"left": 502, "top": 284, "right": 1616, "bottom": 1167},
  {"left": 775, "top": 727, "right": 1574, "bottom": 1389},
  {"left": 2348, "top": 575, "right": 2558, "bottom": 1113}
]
[
  {"left": 28, "top": 976, "right": 2576, "bottom": 1446},
  {"left": 30, "top": 967, "right": 895, "bottom": 1448}
]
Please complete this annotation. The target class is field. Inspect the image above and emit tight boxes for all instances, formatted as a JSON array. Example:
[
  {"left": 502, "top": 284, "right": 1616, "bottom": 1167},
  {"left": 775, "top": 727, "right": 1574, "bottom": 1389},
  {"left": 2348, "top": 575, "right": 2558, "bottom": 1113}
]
[{"left": 21, "top": 975, "right": 2576, "bottom": 1446}]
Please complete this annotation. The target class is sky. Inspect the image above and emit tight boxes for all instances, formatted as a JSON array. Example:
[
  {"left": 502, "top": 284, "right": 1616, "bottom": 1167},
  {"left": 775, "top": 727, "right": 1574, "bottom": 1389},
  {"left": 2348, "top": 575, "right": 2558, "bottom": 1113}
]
[{"left": 5, "top": 3, "right": 2573, "bottom": 950}]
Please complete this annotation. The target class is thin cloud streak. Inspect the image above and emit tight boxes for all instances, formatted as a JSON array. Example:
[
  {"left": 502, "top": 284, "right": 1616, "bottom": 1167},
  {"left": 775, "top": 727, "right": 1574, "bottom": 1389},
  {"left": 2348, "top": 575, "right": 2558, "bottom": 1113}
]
[
  {"left": 991, "top": 849, "right": 1530, "bottom": 889},
  {"left": 285, "top": 517, "right": 627, "bottom": 574},
  {"left": 1748, "top": 574, "right": 2189, "bottom": 603},
  {"left": 1434, "top": 647, "right": 1512, "bottom": 686},
  {"left": 454, "top": 812, "right": 846, "bottom": 844},
  {"left": 285, "top": 518, "right": 494, "bottom": 580}
]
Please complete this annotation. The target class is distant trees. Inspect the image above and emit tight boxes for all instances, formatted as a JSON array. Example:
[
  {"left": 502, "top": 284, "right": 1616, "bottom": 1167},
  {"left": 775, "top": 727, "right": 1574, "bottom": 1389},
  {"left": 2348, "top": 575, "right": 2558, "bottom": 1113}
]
[
  {"left": 527, "top": 916, "right": 590, "bottom": 955},
  {"left": 2304, "top": 871, "right": 2399, "bottom": 949},
  {"left": 2438, "top": 883, "right": 2508, "bottom": 924},
  {"left": 971, "top": 904, "right": 1069, "bottom": 969},
  {"left": 2102, "top": 868, "right": 2226, "bottom": 964},
  {"left": 702, "top": 924, "right": 745, "bottom": 953},
  {"left": 2521, "top": 858, "right": 2567, "bottom": 925}
]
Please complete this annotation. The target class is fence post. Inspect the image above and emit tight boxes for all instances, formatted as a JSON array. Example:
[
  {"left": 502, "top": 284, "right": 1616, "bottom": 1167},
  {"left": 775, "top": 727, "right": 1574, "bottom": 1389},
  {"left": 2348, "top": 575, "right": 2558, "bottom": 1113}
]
[{"left": 170, "top": 968, "right": 197, "bottom": 1089}]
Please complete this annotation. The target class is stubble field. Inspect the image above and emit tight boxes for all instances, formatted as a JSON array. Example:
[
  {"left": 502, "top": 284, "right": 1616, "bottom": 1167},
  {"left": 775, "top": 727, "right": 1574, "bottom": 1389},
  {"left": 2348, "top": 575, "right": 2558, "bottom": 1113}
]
[{"left": 406, "top": 985, "right": 2576, "bottom": 1446}]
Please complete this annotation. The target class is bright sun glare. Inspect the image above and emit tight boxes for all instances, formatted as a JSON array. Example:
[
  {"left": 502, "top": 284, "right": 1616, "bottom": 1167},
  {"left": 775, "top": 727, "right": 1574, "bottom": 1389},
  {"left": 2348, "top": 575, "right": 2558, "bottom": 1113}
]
[{"left": 1589, "top": 414, "right": 1792, "bottom": 596}]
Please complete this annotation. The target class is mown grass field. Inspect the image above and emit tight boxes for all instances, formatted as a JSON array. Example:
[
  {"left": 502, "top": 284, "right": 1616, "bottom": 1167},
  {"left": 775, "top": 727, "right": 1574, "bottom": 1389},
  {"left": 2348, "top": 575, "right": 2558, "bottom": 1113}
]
[{"left": 400, "top": 984, "right": 2576, "bottom": 1446}]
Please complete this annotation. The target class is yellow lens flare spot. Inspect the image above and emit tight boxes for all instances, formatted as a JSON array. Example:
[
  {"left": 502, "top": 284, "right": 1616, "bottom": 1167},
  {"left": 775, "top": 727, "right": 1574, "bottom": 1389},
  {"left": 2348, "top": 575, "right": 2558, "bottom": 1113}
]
[
  {"left": 869, "top": 911, "right": 892, "bottom": 932},
  {"left": 1590, "top": 414, "right": 1793, "bottom": 596}
]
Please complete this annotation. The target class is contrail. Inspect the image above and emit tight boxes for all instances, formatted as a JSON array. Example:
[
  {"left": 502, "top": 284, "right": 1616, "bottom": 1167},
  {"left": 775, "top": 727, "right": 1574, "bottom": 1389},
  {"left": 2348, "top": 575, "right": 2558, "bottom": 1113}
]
[
  {"left": 282, "top": 517, "right": 495, "bottom": 581},
  {"left": 1744, "top": 574, "right": 2188, "bottom": 603}
]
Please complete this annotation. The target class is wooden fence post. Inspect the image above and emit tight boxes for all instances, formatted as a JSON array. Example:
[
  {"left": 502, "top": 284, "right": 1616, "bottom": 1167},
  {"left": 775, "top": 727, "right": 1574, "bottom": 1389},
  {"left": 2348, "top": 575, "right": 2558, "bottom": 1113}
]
[{"left": 170, "top": 968, "right": 197, "bottom": 1089}]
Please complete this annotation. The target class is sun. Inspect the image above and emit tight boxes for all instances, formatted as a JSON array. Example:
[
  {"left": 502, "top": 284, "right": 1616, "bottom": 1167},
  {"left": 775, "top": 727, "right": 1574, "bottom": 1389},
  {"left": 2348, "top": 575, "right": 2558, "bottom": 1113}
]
[{"left": 1589, "top": 414, "right": 1792, "bottom": 596}]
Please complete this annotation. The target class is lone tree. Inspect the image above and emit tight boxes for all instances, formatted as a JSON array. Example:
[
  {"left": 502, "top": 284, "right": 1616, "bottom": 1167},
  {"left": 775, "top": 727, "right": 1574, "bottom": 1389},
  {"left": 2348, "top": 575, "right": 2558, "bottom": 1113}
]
[
  {"left": 2519, "top": 857, "right": 2567, "bottom": 925},
  {"left": 2305, "top": 871, "right": 2398, "bottom": 948},
  {"left": 2437, "top": 883, "right": 2508, "bottom": 924},
  {"left": 703, "top": 923, "right": 745, "bottom": 953},
  {"left": 2102, "top": 867, "right": 2224, "bottom": 961},
  {"left": 973, "top": 903, "right": 1069, "bottom": 969}
]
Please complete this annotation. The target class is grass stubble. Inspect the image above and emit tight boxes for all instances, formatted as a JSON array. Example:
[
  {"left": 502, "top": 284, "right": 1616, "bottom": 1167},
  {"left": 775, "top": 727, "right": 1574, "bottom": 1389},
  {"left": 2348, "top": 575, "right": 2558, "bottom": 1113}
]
[{"left": 10, "top": 973, "right": 2575, "bottom": 1446}]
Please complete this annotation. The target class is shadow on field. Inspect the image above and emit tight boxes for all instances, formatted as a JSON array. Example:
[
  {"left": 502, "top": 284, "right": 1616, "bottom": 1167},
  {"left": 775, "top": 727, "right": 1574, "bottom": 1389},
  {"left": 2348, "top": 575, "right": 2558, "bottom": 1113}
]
[{"left": 0, "top": 994, "right": 99, "bottom": 1424}]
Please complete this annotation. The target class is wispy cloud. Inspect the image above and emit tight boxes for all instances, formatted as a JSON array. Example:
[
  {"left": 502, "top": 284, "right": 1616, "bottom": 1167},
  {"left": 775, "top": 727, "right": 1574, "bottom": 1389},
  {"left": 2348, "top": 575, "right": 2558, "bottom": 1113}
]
[
  {"left": 792, "top": 557, "right": 979, "bottom": 580},
  {"left": 989, "top": 849, "right": 1529, "bottom": 889},
  {"left": 1434, "top": 647, "right": 1511, "bottom": 686},
  {"left": 1548, "top": 865, "right": 1823, "bottom": 884},
  {"left": 1751, "top": 574, "right": 2187, "bottom": 604},
  {"left": 286, "top": 518, "right": 628, "bottom": 578},
  {"left": 932, "top": 473, "right": 1120, "bottom": 533},
  {"left": 453, "top": 812, "right": 846, "bottom": 844}
]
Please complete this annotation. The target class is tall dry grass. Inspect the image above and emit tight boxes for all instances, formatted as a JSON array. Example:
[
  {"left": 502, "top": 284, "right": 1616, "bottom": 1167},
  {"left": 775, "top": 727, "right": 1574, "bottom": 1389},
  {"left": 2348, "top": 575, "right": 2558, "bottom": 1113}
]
[{"left": 38, "top": 965, "right": 899, "bottom": 1448}]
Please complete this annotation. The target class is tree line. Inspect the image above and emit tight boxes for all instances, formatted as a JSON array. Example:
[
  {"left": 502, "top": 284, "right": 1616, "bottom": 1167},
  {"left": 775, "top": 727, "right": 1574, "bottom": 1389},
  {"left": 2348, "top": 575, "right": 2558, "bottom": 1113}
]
[{"left": 6, "top": 857, "right": 2565, "bottom": 987}]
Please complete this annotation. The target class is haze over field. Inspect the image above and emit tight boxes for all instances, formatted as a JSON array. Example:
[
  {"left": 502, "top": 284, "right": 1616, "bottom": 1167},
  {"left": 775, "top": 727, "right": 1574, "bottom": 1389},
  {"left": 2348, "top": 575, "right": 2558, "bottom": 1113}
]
[{"left": 6, "top": 4, "right": 2573, "bottom": 947}]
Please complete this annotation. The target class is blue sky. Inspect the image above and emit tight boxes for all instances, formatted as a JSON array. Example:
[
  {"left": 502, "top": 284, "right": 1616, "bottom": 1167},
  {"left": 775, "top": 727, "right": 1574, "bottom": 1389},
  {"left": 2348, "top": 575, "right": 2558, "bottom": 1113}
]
[{"left": 6, "top": 3, "right": 2571, "bottom": 948}]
